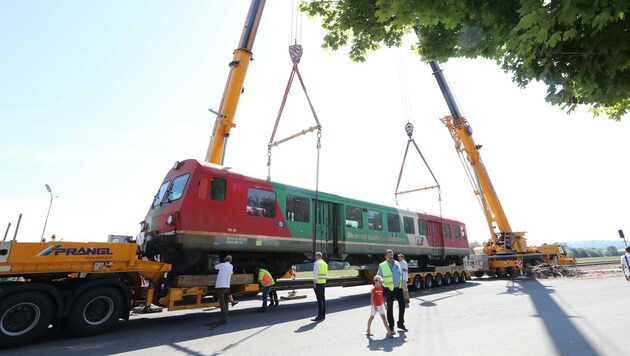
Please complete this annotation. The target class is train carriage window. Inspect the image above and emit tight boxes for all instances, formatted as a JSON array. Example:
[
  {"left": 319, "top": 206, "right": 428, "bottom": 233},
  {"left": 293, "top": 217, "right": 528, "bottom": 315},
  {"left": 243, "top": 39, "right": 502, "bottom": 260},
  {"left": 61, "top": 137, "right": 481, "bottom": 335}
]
[
  {"left": 368, "top": 210, "right": 383, "bottom": 231},
  {"left": 387, "top": 213, "right": 400, "bottom": 233},
  {"left": 403, "top": 217, "right": 415, "bottom": 234},
  {"left": 418, "top": 220, "right": 428, "bottom": 235},
  {"left": 461, "top": 226, "right": 467, "bottom": 240},
  {"left": 210, "top": 178, "right": 226, "bottom": 201},
  {"left": 345, "top": 206, "right": 363, "bottom": 228},
  {"left": 247, "top": 188, "right": 276, "bottom": 218},
  {"left": 286, "top": 195, "right": 310, "bottom": 222},
  {"left": 153, "top": 181, "right": 170, "bottom": 207},
  {"left": 442, "top": 223, "right": 452, "bottom": 239},
  {"left": 453, "top": 225, "right": 461, "bottom": 239},
  {"left": 167, "top": 173, "right": 190, "bottom": 202}
]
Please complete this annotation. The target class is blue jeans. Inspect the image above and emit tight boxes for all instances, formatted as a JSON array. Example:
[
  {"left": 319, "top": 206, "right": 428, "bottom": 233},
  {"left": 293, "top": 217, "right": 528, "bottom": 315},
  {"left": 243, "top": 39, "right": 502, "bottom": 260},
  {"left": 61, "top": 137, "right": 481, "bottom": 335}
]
[{"left": 262, "top": 285, "right": 272, "bottom": 308}]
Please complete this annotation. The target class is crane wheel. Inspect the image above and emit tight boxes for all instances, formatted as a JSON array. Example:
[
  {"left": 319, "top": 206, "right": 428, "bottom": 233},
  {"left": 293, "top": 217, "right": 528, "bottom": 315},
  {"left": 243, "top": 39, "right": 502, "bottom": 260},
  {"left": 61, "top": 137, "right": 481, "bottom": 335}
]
[
  {"left": 452, "top": 272, "right": 460, "bottom": 284},
  {"left": 473, "top": 271, "right": 484, "bottom": 278},
  {"left": 0, "top": 291, "right": 54, "bottom": 348},
  {"left": 424, "top": 275, "right": 433, "bottom": 289},
  {"left": 460, "top": 272, "right": 467, "bottom": 283},
  {"left": 66, "top": 286, "right": 124, "bottom": 336}
]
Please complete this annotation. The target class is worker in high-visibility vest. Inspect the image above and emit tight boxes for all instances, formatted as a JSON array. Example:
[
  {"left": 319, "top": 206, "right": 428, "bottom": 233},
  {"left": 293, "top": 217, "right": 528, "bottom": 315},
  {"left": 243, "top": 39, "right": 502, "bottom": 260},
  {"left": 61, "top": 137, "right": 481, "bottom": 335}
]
[
  {"left": 257, "top": 268, "right": 278, "bottom": 312},
  {"left": 376, "top": 249, "right": 407, "bottom": 333},
  {"left": 311, "top": 251, "right": 328, "bottom": 322}
]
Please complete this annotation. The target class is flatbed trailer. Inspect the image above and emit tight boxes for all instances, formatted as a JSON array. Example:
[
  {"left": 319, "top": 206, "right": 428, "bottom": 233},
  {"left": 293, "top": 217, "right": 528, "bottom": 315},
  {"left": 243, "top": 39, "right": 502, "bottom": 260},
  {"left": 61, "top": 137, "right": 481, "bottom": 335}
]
[{"left": 0, "top": 240, "right": 468, "bottom": 348}]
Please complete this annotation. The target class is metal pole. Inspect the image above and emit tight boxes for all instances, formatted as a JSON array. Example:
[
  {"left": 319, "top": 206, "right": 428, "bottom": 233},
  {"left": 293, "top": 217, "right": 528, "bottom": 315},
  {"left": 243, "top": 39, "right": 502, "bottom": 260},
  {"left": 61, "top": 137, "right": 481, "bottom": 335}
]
[
  {"left": 3, "top": 222, "right": 10, "bottom": 241},
  {"left": 12, "top": 214, "right": 22, "bottom": 242},
  {"left": 41, "top": 184, "right": 54, "bottom": 241}
]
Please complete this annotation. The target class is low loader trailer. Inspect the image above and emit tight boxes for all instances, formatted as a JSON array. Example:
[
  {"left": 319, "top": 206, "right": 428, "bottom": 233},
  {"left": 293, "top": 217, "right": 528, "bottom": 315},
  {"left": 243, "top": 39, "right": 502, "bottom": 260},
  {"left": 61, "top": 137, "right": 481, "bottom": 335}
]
[{"left": 0, "top": 240, "right": 468, "bottom": 348}]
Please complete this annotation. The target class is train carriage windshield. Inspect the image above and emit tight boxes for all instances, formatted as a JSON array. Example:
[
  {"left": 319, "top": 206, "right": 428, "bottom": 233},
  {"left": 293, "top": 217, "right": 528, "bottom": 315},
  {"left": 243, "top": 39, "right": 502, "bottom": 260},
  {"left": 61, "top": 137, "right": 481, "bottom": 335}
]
[
  {"left": 153, "top": 181, "right": 170, "bottom": 207},
  {"left": 167, "top": 174, "right": 190, "bottom": 202}
]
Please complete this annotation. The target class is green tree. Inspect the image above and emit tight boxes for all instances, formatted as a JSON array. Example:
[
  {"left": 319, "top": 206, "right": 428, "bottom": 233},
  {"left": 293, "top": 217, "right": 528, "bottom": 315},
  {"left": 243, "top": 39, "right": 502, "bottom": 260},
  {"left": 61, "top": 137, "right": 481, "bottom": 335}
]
[
  {"left": 301, "top": 0, "right": 630, "bottom": 120},
  {"left": 606, "top": 245, "right": 620, "bottom": 256},
  {"left": 469, "top": 241, "right": 481, "bottom": 255}
]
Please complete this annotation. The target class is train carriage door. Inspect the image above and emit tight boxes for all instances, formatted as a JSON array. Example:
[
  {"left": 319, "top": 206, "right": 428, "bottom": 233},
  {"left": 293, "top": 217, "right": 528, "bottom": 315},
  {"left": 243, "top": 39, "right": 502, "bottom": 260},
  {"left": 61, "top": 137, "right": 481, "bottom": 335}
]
[
  {"left": 428, "top": 221, "right": 444, "bottom": 258},
  {"left": 314, "top": 200, "right": 340, "bottom": 257}
]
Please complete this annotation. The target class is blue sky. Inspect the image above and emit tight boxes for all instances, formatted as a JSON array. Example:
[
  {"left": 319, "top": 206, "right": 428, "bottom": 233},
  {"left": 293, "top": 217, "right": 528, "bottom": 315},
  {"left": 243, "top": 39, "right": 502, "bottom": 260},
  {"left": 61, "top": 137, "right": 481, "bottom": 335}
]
[{"left": 2, "top": 1, "right": 629, "bottom": 246}]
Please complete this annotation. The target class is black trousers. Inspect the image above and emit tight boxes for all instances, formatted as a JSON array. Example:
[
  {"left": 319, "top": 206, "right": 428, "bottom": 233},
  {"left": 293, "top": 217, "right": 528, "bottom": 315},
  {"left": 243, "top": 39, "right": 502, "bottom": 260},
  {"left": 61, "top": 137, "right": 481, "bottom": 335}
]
[
  {"left": 383, "top": 287, "right": 405, "bottom": 330},
  {"left": 314, "top": 283, "right": 326, "bottom": 318},
  {"left": 216, "top": 288, "right": 230, "bottom": 321}
]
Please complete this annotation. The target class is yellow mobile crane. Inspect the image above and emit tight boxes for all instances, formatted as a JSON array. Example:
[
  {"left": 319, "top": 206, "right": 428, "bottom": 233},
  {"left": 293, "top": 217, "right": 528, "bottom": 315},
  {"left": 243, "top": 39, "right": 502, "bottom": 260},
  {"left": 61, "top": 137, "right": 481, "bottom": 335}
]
[
  {"left": 205, "top": 1, "right": 266, "bottom": 165},
  {"left": 429, "top": 61, "right": 572, "bottom": 277}
]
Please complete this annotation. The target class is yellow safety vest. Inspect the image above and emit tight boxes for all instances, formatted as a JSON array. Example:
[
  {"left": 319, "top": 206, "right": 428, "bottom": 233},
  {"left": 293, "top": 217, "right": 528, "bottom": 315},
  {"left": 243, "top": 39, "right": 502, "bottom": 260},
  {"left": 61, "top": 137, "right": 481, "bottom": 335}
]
[
  {"left": 315, "top": 259, "right": 328, "bottom": 284},
  {"left": 379, "top": 260, "right": 402, "bottom": 291}
]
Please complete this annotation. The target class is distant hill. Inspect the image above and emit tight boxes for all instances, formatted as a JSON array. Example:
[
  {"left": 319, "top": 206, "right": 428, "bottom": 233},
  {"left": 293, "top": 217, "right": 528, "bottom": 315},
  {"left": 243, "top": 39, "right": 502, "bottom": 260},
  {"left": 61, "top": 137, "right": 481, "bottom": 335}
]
[{"left": 565, "top": 240, "right": 627, "bottom": 249}]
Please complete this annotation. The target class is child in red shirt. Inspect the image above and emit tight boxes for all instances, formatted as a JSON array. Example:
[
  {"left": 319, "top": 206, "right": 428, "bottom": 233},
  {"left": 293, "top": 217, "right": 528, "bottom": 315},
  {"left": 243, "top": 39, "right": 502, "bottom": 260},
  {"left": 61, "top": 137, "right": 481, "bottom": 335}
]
[{"left": 367, "top": 275, "right": 395, "bottom": 336}]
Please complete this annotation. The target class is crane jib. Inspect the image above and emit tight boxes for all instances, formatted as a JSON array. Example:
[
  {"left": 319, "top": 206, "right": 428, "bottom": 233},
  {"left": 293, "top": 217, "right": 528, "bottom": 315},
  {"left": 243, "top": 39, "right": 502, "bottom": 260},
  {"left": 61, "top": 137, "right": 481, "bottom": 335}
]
[{"left": 239, "top": 0, "right": 266, "bottom": 51}]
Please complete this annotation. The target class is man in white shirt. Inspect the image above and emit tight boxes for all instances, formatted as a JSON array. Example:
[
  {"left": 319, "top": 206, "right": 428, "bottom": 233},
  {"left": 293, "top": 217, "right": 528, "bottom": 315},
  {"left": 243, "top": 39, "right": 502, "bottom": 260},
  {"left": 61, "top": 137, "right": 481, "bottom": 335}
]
[
  {"left": 398, "top": 254, "right": 410, "bottom": 306},
  {"left": 214, "top": 255, "right": 233, "bottom": 324},
  {"left": 620, "top": 247, "right": 630, "bottom": 281}
]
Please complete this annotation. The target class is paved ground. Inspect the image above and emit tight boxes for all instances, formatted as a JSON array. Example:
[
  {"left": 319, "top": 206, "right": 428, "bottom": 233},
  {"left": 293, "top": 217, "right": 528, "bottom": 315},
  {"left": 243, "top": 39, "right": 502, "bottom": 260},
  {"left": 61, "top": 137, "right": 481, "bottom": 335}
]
[{"left": 6, "top": 268, "right": 630, "bottom": 355}]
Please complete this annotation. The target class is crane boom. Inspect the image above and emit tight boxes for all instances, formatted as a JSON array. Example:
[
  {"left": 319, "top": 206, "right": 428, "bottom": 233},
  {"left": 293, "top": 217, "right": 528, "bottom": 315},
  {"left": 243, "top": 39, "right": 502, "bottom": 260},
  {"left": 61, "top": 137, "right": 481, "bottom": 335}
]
[
  {"left": 429, "top": 61, "right": 527, "bottom": 254},
  {"left": 205, "top": 0, "right": 266, "bottom": 165}
]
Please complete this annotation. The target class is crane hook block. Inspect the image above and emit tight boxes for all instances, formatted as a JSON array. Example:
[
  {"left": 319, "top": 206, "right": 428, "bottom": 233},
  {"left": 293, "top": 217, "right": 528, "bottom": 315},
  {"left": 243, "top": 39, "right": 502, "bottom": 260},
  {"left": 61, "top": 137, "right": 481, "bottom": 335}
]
[
  {"left": 405, "top": 122, "right": 414, "bottom": 139},
  {"left": 289, "top": 44, "right": 303, "bottom": 64}
]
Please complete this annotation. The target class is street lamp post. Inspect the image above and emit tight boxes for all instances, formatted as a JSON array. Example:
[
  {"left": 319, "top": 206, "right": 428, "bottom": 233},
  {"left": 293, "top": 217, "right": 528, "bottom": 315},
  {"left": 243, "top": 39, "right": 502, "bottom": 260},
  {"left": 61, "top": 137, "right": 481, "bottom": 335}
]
[{"left": 41, "top": 184, "right": 54, "bottom": 241}]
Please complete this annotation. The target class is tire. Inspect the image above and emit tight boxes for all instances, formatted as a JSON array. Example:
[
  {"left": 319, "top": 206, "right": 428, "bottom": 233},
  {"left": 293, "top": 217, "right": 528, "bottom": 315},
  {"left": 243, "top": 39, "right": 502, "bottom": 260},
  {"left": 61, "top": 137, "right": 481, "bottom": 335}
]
[
  {"left": 473, "top": 271, "right": 484, "bottom": 278},
  {"left": 444, "top": 273, "right": 452, "bottom": 285},
  {"left": 424, "top": 275, "right": 433, "bottom": 289},
  {"left": 435, "top": 274, "right": 443, "bottom": 287},
  {"left": 66, "top": 286, "right": 124, "bottom": 336},
  {"left": 0, "top": 292, "right": 54, "bottom": 348},
  {"left": 460, "top": 272, "right": 468, "bottom": 283},
  {"left": 452, "top": 272, "right": 460, "bottom": 284},
  {"left": 413, "top": 276, "right": 422, "bottom": 290}
]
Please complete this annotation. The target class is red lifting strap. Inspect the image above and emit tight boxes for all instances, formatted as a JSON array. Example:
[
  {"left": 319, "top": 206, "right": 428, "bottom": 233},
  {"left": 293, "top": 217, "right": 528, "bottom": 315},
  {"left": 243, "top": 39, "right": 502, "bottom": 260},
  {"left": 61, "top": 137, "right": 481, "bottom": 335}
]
[{"left": 268, "top": 60, "right": 321, "bottom": 148}]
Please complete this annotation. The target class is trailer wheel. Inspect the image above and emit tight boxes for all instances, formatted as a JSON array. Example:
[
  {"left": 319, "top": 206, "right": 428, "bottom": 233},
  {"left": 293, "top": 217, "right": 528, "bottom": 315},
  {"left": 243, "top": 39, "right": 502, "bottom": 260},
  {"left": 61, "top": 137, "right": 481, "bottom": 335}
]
[
  {"left": 435, "top": 274, "right": 443, "bottom": 287},
  {"left": 66, "top": 286, "right": 123, "bottom": 336},
  {"left": 413, "top": 276, "right": 422, "bottom": 290},
  {"left": 460, "top": 272, "right": 468, "bottom": 283},
  {"left": 0, "top": 292, "right": 53, "bottom": 348},
  {"left": 452, "top": 272, "right": 460, "bottom": 284},
  {"left": 424, "top": 275, "right": 433, "bottom": 289},
  {"left": 444, "top": 273, "right": 451, "bottom": 285}
]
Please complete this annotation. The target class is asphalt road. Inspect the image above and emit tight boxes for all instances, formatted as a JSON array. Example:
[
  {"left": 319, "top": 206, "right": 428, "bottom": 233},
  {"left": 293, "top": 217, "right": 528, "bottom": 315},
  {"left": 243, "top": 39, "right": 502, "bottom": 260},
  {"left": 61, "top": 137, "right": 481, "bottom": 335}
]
[{"left": 6, "top": 274, "right": 630, "bottom": 355}]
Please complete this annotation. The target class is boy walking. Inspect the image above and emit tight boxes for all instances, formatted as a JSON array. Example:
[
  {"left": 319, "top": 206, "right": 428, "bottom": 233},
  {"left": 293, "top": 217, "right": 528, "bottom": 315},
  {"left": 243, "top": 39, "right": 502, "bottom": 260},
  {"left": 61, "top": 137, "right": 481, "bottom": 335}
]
[{"left": 366, "top": 275, "right": 395, "bottom": 337}]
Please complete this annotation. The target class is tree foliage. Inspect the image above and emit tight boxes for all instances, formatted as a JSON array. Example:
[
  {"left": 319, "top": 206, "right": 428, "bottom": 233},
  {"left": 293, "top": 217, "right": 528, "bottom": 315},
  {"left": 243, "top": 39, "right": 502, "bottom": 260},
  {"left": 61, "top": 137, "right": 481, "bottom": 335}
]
[{"left": 300, "top": 0, "right": 630, "bottom": 120}]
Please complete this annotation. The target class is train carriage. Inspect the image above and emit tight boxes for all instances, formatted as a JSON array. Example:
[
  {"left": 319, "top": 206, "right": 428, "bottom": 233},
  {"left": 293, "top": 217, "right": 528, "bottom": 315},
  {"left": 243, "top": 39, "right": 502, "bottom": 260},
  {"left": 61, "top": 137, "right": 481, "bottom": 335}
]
[{"left": 143, "top": 159, "right": 469, "bottom": 275}]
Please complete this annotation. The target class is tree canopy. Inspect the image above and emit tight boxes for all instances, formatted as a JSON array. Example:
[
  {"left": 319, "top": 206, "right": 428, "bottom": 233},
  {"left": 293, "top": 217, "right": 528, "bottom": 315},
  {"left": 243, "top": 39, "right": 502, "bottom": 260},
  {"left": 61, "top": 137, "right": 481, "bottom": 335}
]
[{"left": 300, "top": 0, "right": 630, "bottom": 120}]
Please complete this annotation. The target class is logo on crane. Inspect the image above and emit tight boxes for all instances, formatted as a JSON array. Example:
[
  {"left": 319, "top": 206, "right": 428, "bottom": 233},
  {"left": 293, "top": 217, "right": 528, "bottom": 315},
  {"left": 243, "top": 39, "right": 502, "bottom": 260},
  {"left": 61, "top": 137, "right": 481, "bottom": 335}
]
[{"left": 38, "top": 245, "right": 113, "bottom": 256}]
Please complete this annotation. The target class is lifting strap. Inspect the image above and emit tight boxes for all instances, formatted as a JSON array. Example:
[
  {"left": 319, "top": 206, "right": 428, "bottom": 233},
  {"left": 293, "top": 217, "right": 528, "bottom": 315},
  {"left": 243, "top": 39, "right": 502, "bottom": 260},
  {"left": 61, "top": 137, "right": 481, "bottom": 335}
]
[
  {"left": 267, "top": 44, "right": 322, "bottom": 180},
  {"left": 264, "top": 43, "right": 323, "bottom": 256},
  {"left": 394, "top": 122, "right": 442, "bottom": 205}
]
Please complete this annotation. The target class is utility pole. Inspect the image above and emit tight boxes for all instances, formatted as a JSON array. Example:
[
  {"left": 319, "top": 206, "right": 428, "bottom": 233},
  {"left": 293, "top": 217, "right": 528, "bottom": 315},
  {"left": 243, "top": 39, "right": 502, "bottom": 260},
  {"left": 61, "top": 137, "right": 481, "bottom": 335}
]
[{"left": 41, "top": 184, "right": 54, "bottom": 241}]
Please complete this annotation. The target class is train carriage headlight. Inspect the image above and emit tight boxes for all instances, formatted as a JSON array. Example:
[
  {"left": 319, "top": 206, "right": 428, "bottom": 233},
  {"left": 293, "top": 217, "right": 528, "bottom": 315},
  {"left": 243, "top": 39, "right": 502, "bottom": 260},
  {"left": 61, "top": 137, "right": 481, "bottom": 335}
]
[{"left": 166, "top": 215, "right": 174, "bottom": 225}]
